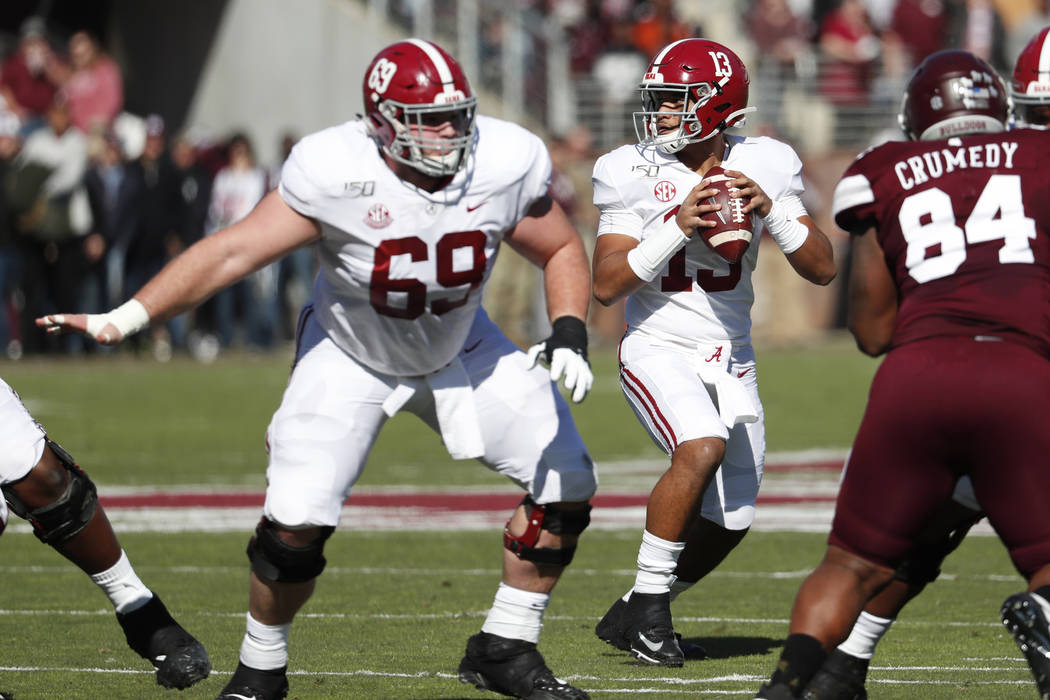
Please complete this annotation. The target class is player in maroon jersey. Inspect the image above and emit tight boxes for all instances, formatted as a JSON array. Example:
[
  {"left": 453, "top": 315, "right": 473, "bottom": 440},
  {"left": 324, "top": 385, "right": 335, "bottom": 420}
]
[
  {"left": 804, "top": 32, "right": 1050, "bottom": 700},
  {"left": 756, "top": 49, "right": 1050, "bottom": 700}
]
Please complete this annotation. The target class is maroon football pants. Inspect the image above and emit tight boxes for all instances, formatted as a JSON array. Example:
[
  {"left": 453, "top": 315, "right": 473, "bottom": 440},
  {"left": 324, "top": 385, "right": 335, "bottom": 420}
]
[{"left": 830, "top": 336, "right": 1050, "bottom": 578}]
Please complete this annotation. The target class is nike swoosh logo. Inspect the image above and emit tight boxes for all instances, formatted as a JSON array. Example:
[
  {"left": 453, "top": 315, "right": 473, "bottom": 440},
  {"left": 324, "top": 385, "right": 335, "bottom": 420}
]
[
  {"left": 466, "top": 201, "right": 487, "bottom": 212},
  {"left": 737, "top": 368, "right": 752, "bottom": 378},
  {"left": 464, "top": 340, "right": 482, "bottom": 353},
  {"left": 637, "top": 632, "right": 665, "bottom": 652}
]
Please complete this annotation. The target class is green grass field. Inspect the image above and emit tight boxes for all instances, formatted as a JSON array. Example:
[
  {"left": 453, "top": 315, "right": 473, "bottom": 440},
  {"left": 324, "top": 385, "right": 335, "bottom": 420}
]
[{"left": 0, "top": 341, "right": 1038, "bottom": 699}]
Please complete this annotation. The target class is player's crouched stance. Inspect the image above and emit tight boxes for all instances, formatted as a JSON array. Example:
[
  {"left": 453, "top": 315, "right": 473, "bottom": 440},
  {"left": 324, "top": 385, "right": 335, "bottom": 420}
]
[
  {"left": 37, "top": 37, "right": 596, "bottom": 700},
  {"left": 0, "top": 378, "right": 210, "bottom": 690}
]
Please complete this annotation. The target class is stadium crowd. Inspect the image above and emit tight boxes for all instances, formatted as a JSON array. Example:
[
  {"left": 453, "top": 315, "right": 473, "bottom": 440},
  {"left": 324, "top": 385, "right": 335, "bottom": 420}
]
[{"left": 0, "top": 16, "right": 314, "bottom": 362}]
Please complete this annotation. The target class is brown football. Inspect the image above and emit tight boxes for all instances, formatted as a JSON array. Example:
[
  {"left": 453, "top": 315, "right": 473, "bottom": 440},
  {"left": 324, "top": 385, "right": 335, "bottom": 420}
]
[{"left": 698, "top": 165, "right": 753, "bottom": 263}]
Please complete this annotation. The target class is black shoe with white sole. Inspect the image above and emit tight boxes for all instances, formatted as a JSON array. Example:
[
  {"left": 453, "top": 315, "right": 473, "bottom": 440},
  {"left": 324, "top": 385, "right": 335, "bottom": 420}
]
[
  {"left": 213, "top": 662, "right": 289, "bottom": 700},
  {"left": 595, "top": 595, "right": 705, "bottom": 662}
]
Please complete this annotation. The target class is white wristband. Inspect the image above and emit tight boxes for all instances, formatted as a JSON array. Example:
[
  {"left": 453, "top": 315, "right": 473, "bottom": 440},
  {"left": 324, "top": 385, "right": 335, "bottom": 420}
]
[
  {"left": 763, "top": 199, "right": 809, "bottom": 254},
  {"left": 86, "top": 299, "right": 151, "bottom": 341},
  {"left": 626, "top": 217, "right": 689, "bottom": 282}
]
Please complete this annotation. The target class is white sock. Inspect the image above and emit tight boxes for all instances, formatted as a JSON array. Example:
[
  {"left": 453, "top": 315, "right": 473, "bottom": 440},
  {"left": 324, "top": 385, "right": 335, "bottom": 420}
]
[
  {"left": 239, "top": 613, "right": 290, "bottom": 670},
  {"left": 90, "top": 550, "right": 153, "bottom": 614},
  {"left": 837, "top": 611, "right": 894, "bottom": 660},
  {"left": 632, "top": 530, "right": 686, "bottom": 595},
  {"left": 481, "top": 582, "right": 550, "bottom": 644},
  {"left": 669, "top": 578, "right": 696, "bottom": 602}
]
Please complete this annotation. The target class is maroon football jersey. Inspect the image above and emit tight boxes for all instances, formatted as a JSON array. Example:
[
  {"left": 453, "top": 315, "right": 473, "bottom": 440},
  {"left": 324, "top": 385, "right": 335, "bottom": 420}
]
[{"left": 833, "top": 129, "right": 1050, "bottom": 356}]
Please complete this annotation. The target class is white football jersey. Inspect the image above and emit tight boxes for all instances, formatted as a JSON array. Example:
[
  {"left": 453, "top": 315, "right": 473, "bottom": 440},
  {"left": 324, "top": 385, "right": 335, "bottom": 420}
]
[
  {"left": 279, "top": 115, "right": 551, "bottom": 375},
  {"left": 593, "top": 135, "right": 804, "bottom": 346}
]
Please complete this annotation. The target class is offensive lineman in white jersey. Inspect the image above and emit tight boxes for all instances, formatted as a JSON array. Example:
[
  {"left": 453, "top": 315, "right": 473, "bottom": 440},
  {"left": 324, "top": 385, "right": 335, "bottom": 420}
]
[
  {"left": 589, "top": 38, "right": 835, "bottom": 667},
  {"left": 38, "top": 39, "right": 596, "bottom": 700}
]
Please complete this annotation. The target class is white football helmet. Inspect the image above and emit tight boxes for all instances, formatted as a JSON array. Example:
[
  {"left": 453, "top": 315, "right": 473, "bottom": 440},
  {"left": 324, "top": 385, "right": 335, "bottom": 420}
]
[{"left": 1012, "top": 26, "right": 1050, "bottom": 129}]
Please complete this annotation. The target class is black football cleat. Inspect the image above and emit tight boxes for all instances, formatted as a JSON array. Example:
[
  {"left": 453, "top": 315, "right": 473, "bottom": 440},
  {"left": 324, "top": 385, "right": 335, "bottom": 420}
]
[
  {"left": 116, "top": 594, "right": 211, "bottom": 689},
  {"left": 803, "top": 648, "right": 868, "bottom": 699},
  {"left": 756, "top": 682, "right": 798, "bottom": 699},
  {"left": 213, "top": 662, "right": 289, "bottom": 700},
  {"left": 594, "top": 597, "right": 632, "bottom": 651},
  {"left": 595, "top": 595, "right": 706, "bottom": 661},
  {"left": 1001, "top": 592, "right": 1050, "bottom": 700},
  {"left": 596, "top": 591, "right": 684, "bottom": 667},
  {"left": 458, "top": 632, "right": 589, "bottom": 700}
]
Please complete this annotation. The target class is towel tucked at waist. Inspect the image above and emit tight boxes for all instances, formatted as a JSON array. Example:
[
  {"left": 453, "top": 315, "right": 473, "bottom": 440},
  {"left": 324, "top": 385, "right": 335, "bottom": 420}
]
[
  {"left": 693, "top": 342, "right": 758, "bottom": 429},
  {"left": 380, "top": 358, "right": 485, "bottom": 460}
]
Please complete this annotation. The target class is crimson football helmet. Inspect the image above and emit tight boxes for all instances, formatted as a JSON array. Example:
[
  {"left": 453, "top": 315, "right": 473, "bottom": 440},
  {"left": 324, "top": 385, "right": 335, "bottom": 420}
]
[
  {"left": 898, "top": 49, "right": 1009, "bottom": 141},
  {"left": 362, "top": 38, "right": 477, "bottom": 177},
  {"left": 634, "top": 38, "right": 755, "bottom": 154},
  {"left": 1012, "top": 26, "right": 1050, "bottom": 129}
]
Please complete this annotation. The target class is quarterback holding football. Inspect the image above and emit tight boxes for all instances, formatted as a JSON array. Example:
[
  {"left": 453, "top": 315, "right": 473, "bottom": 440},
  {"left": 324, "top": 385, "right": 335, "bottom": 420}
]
[{"left": 590, "top": 38, "right": 836, "bottom": 667}]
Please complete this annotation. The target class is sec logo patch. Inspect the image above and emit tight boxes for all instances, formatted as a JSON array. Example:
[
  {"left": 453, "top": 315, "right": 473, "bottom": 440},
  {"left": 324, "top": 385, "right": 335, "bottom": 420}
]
[
  {"left": 365, "top": 203, "right": 392, "bottom": 228},
  {"left": 654, "top": 180, "right": 676, "bottom": 202}
]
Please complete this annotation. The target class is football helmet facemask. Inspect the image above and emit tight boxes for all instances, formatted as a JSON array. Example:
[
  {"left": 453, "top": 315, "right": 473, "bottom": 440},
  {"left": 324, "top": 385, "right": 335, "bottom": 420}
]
[
  {"left": 1012, "top": 27, "right": 1050, "bottom": 129},
  {"left": 634, "top": 39, "right": 755, "bottom": 154},
  {"left": 898, "top": 49, "right": 1009, "bottom": 141},
  {"left": 362, "top": 38, "right": 477, "bottom": 177}
]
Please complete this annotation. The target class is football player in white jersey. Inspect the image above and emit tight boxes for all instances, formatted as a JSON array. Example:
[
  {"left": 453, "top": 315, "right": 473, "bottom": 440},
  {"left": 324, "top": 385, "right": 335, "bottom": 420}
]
[
  {"left": 589, "top": 38, "right": 835, "bottom": 667},
  {"left": 38, "top": 39, "right": 596, "bottom": 700},
  {"left": 0, "top": 377, "right": 211, "bottom": 690}
]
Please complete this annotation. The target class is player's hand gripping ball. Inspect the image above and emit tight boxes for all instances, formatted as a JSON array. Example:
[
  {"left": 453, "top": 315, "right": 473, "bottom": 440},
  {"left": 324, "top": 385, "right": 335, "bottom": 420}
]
[{"left": 698, "top": 166, "right": 753, "bottom": 263}]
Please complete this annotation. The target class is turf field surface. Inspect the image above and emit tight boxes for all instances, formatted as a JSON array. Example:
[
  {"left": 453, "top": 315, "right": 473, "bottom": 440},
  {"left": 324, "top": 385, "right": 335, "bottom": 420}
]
[{"left": 0, "top": 341, "right": 1037, "bottom": 698}]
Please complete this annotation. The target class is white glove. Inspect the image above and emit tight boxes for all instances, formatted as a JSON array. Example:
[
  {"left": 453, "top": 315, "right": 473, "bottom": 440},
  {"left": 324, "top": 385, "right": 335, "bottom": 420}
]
[{"left": 526, "top": 317, "right": 594, "bottom": 403}]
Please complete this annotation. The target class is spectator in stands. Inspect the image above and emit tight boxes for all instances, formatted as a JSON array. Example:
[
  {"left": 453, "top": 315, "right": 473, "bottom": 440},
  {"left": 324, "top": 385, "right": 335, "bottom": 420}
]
[
  {"left": 0, "top": 16, "right": 60, "bottom": 133},
  {"left": 593, "top": 16, "right": 650, "bottom": 143},
  {"left": 123, "top": 115, "right": 184, "bottom": 360},
  {"left": 8, "top": 94, "right": 92, "bottom": 353},
  {"left": 747, "top": 0, "right": 815, "bottom": 126},
  {"left": 169, "top": 131, "right": 211, "bottom": 264},
  {"left": 48, "top": 30, "right": 123, "bottom": 136},
  {"left": 881, "top": 0, "right": 950, "bottom": 78},
  {"left": 201, "top": 132, "right": 269, "bottom": 351},
  {"left": 169, "top": 130, "right": 214, "bottom": 361},
  {"left": 818, "top": 0, "right": 880, "bottom": 107},
  {"left": 83, "top": 129, "right": 141, "bottom": 350},
  {"left": 748, "top": 0, "right": 813, "bottom": 77},
  {"left": 0, "top": 111, "right": 23, "bottom": 358},
  {"left": 946, "top": 0, "right": 1009, "bottom": 71},
  {"left": 566, "top": 0, "right": 612, "bottom": 75},
  {"left": 630, "top": 0, "right": 694, "bottom": 60}
]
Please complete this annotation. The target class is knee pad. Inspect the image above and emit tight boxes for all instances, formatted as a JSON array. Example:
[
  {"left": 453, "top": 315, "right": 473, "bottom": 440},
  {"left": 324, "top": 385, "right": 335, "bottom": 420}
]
[
  {"left": 1, "top": 440, "right": 98, "bottom": 545},
  {"left": 246, "top": 518, "right": 335, "bottom": 583},
  {"left": 894, "top": 510, "right": 983, "bottom": 586},
  {"left": 503, "top": 495, "right": 591, "bottom": 568}
]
